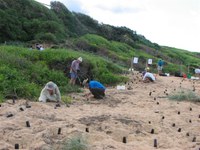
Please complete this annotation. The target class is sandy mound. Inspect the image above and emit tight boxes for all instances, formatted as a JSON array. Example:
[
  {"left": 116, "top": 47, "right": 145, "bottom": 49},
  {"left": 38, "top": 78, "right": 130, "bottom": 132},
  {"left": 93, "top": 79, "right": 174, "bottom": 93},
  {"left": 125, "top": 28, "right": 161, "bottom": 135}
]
[{"left": 0, "top": 74, "right": 200, "bottom": 150}]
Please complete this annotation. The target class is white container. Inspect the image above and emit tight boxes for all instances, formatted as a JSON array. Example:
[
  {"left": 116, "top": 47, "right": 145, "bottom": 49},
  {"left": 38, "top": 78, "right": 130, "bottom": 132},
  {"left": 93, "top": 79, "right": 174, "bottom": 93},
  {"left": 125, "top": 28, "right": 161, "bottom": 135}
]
[
  {"left": 191, "top": 76, "right": 199, "bottom": 80},
  {"left": 117, "top": 85, "right": 126, "bottom": 90}
]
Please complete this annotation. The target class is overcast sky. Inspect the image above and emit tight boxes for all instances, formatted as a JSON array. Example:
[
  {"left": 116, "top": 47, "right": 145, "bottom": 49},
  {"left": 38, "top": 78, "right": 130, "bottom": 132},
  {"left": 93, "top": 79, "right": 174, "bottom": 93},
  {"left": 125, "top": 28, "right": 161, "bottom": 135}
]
[{"left": 35, "top": 0, "right": 200, "bottom": 52}]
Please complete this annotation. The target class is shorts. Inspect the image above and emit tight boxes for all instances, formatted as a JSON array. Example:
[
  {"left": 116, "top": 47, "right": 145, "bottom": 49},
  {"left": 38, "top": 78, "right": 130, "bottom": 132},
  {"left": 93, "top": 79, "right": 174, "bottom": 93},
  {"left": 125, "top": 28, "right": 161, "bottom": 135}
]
[
  {"left": 157, "top": 66, "right": 163, "bottom": 71},
  {"left": 70, "top": 72, "right": 77, "bottom": 79}
]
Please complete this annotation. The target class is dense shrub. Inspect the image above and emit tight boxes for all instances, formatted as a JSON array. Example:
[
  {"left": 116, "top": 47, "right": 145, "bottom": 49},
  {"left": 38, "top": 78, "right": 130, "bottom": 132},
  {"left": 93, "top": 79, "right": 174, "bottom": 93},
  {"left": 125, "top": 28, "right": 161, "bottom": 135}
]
[{"left": 0, "top": 46, "right": 128, "bottom": 101}]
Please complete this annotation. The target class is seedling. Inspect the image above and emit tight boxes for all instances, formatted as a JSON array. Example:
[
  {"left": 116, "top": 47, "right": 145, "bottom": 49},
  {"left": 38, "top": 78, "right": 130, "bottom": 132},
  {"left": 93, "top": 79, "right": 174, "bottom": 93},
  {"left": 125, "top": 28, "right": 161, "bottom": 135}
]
[
  {"left": 26, "top": 105, "right": 31, "bottom": 108},
  {"left": 123, "top": 137, "right": 127, "bottom": 143},
  {"left": 15, "top": 143, "right": 19, "bottom": 149},
  {"left": 19, "top": 107, "right": 24, "bottom": 111},
  {"left": 151, "top": 129, "right": 154, "bottom": 134},
  {"left": 154, "top": 139, "right": 157, "bottom": 148},
  {"left": 58, "top": 128, "right": 61, "bottom": 134},
  {"left": 26, "top": 121, "right": 30, "bottom": 127},
  {"left": 192, "top": 137, "right": 196, "bottom": 142},
  {"left": 55, "top": 103, "right": 61, "bottom": 107},
  {"left": 25, "top": 101, "right": 31, "bottom": 108},
  {"left": 7, "top": 113, "right": 13, "bottom": 118},
  {"left": 86, "top": 127, "right": 89, "bottom": 133}
]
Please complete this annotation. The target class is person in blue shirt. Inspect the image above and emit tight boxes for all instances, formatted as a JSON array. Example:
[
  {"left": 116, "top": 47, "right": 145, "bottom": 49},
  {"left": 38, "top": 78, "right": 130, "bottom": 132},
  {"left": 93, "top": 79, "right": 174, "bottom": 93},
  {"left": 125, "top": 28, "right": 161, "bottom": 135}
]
[
  {"left": 157, "top": 59, "right": 164, "bottom": 74},
  {"left": 83, "top": 79, "right": 106, "bottom": 99}
]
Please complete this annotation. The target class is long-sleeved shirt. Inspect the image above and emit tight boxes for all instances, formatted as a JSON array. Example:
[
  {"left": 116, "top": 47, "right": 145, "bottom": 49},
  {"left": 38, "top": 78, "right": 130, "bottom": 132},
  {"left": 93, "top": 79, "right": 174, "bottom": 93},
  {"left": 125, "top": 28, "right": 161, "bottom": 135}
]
[
  {"left": 39, "top": 82, "right": 61, "bottom": 102},
  {"left": 143, "top": 72, "right": 156, "bottom": 81}
]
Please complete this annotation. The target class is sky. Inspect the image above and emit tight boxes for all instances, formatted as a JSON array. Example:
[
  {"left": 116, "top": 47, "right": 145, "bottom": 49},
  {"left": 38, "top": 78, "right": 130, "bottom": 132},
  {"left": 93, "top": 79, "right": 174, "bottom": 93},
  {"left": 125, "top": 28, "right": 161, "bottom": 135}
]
[{"left": 35, "top": 0, "right": 200, "bottom": 52}]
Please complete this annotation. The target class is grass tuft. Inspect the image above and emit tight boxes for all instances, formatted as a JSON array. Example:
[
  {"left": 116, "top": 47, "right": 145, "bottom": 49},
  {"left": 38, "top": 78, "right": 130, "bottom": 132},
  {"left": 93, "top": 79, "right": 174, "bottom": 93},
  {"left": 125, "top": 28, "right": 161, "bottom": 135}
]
[
  {"left": 168, "top": 89, "right": 200, "bottom": 102},
  {"left": 62, "top": 135, "right": 88, "bottom": 150}
]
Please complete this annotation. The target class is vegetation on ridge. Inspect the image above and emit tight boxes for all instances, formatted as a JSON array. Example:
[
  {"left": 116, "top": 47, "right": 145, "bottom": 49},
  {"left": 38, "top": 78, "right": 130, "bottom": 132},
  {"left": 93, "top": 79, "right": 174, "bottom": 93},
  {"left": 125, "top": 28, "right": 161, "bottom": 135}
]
[{"left": 0, "top": 0, "right": 200, "bottom": 101}]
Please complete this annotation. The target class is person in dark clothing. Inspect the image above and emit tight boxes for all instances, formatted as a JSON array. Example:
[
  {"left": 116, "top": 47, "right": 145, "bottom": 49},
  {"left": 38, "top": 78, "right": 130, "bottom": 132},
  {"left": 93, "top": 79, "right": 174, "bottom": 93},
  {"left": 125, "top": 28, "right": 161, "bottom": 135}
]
[
  {"left": 157, "top": 59, "right": 164, "bottom": 74},
  {"left": 83, "top": 79, "right": 106, "bottom": 99}
]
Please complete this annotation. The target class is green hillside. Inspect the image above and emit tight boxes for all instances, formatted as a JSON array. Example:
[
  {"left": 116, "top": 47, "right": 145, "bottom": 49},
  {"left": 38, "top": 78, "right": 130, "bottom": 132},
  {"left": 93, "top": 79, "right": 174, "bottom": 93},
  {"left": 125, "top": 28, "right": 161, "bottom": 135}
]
[
  {"left": 0, "top": 0, "right": 200, "bottom": 101},
  {"left": 0, "top": 45, "right": 128, "bottom": 101}
]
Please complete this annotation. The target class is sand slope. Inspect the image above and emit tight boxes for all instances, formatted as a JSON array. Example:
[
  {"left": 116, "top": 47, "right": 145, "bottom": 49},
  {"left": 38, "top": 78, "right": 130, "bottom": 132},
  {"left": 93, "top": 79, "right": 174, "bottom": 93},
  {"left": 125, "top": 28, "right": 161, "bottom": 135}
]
[{"left": 0, "top": 74, "right": 200, "bottom": 150}]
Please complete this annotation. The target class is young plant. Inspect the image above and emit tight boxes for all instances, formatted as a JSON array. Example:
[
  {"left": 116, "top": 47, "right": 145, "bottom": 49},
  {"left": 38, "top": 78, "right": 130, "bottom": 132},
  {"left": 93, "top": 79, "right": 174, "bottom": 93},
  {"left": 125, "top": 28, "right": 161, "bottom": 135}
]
[{"left": 62, "top": 135, "right": 88, "bottom": 150}]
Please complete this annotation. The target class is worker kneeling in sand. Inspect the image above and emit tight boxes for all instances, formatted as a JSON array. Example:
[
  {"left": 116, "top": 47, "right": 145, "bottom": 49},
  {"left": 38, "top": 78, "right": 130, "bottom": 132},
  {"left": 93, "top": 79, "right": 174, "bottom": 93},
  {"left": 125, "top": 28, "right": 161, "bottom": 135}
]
[
  {"left": 194, "top": 68, "right": 200, "bottom": 77},
  {"left": 39, "top": 81, "right": 61, "bottom": 103},
  {"left": 142, "top": 72, "right": 156, "bottom": 83},
  {"left": 83, "top": 79, "right": 106, "bottom": 99}
]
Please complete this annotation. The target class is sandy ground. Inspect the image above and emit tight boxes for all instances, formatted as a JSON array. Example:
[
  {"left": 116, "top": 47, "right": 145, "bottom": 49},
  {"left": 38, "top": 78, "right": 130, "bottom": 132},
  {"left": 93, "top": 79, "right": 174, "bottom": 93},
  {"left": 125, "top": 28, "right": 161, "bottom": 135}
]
[{"left": 0, "top": 73, "right": 200, "bottom": 150}]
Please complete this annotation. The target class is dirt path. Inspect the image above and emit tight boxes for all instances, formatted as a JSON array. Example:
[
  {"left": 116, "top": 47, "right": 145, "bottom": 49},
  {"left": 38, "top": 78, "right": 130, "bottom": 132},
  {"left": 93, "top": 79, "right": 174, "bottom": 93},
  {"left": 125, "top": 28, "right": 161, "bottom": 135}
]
[{"left": 0, "top": 74, "right": 200, "bottom": 150}]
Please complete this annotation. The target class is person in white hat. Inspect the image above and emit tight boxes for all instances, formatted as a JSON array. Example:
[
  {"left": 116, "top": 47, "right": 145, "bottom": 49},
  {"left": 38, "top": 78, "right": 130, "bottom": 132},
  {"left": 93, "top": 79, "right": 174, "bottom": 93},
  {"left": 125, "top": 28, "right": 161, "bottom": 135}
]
[
  {"left": 69, "top": 57, "right": 82, "bottom": 85},
  {"left": 195, "top": 68, "right": 200, "bottom": 77},
  {"left": 39, "top": 81, "right": 61, "bottom": 102}
]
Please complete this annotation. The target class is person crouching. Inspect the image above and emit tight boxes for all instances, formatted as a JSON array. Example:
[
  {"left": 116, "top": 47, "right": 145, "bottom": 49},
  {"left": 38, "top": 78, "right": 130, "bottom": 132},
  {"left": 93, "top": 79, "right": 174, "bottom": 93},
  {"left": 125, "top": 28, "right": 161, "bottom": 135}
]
[
  {"left": 83, "top": 79, "right": 106, "bottom": 99},
  {"left": 142, "top": 71, "right": 156, "bottom": 83},
  {"left": 39, "top": 81, "right": 61, "bottom": 102}
]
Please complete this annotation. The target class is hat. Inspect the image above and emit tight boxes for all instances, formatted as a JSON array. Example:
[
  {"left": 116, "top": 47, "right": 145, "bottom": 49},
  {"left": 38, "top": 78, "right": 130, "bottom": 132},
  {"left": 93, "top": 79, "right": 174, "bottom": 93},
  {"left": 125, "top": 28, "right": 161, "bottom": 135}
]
[
  {"left": 45, "top": 82, "right": 55, "bottom": 90},
  {"left": 82, "top": 78, "right": 88, "bottom": 86},
  {"left": 77, "top": 57, "right": 82, "bottom": 62},
  {"left": 146, "top": 67, "right": 150, "bottom": 71}
]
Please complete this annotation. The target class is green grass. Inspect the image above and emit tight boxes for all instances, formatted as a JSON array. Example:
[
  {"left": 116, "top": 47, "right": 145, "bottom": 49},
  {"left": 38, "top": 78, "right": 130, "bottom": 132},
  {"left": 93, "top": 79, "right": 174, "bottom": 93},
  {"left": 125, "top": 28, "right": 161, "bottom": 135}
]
[
  {"left": 168, "top": 89, "right": 200, "bottom": 102},
  {"left": 0, "top": 45, "right": 128, "bottom": 101},
  {"left": 62, "top": 135, "right": 88, "bottom": 150}
]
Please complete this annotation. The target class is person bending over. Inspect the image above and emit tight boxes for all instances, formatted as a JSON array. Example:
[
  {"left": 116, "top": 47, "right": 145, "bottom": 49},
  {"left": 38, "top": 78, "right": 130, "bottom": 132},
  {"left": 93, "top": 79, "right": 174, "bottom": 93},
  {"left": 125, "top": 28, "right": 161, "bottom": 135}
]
[
  {"left": 83, "top": 79, "right": 106, "bottom": 99},
  {"left": 39, "top": 81, "right": 61, "bottom": 103},
  {"left": 142, "top": 72, "right": 156, "bottom": 83}
]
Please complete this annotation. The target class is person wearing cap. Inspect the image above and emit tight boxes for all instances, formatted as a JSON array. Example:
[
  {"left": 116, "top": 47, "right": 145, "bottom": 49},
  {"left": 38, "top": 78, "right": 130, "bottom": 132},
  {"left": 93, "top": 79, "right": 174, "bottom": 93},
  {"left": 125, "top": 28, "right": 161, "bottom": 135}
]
[
  {"left": 194, "top": 68, "right": 200, "bottom": 77},
  {"left": 39, "top": 81, "right": 61, "bottom": 102},
  {"left": 83, "top": 79, "right": 106, "bottom": 99},
  {"left": 142, "top": 72, "right": 156, "bottom": 83},
  {"left": 69, "top": 57, "right": 82, "bottom": 85}
]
